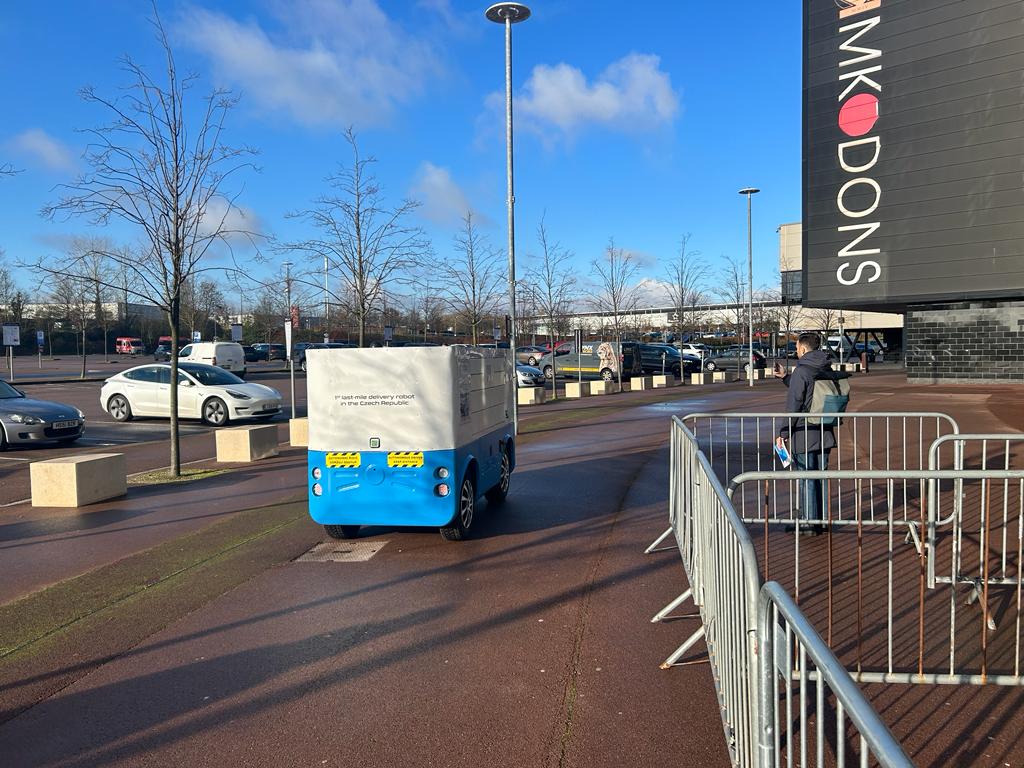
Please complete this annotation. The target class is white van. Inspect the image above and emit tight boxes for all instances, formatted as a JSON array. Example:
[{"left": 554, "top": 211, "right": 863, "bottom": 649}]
[{"left": 178, "top": 341, "right": 246, "bottom": 376}]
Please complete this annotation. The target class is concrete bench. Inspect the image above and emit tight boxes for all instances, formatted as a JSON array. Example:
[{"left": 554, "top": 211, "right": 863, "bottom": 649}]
[
  {"left": 630, "top": 376, "right": 654, "bottom": 391},
  {"left": 588, "top": 380, "right": 613, "bottom": 396},
  {"left": 565, "top": 382, "right": 588, "bottom": 399},
  {"left": 216, "top": 424, "right": 280, "bottom": 463},
  {"left": 690, "top": 371, "right": 727, "bottom": 385},
  {"left": 289, "top": 418, "right": 308, "bottom": 447},
  {"left": 652, "top": 374, "right": 676, "bottom": 388},
  {"left": 517, "top": 387, "right": 545, "bottom": 406},
  {"left": 31, "top": 453, "right": 126, "bottom": 508}
]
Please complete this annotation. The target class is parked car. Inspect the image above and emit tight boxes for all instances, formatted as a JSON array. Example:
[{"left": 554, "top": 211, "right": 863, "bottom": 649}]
[
  {"left": 299, "top": 342, "right": 355, "bottom": 372},
  {"left": 678, "top": 342, "right": 710, "bottom": 357},
  {"left": 0, "top": 379, "right": 85, "bottom": 449},
  {"left": 153, "top": 344, "right": 171, "bottom": 362},
  {"left": 101, "top": 363, "right": 282, "bottom": 427},
  {"left": 537, "top": 340, "right": 642, "bottom": 382},
  {"left": 638, "top": 344, "right": 699, "bottom": 377},
  {"left": 115, "top": 337, "right": 145, "bottom": 355},
  {"left": 701, "top": 346, "right": 767, "bottom": 373},
  {"left": 248, "top": 344, "right": 270, "bottom": 361},
  {"left": 266, "top": 343, "right": 287, "bottom": 361},
  {"left": 178, "top": 341, "right": 247, "bottom": 377},
  {"left": 515, "top": 364, "right": 545, "bottom": 388},
  {"left": 241, "top": 345, "right": 261, "bottom": 363},
  {"left": 516, "top": 345, "right": 548, "bottom": 366}
]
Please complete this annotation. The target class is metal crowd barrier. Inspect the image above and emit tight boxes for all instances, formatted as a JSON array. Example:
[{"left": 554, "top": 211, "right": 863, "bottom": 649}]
[
  {"left": 759, "top": 582, "right": 914, "bottom": 768},
  {"left": 652, "top": 416, "right": 911, "bottom": 767},
  {"left": 730, "top": 469, "right": 1024, "bottom": 686}
]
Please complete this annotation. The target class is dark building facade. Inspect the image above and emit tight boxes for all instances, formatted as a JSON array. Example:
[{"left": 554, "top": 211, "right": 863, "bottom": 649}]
[{"left": 803, "top": 0, "right": 1024, "bottom": 382}]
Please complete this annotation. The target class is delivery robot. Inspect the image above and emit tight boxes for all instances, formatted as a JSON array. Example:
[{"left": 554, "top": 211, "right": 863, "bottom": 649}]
[{"left": 305, "top": 346, "right": 515, "bottom": 541}]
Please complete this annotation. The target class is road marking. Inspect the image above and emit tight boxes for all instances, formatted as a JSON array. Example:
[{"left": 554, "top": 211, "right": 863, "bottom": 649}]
[{"left": 0, "top": 456, "right": 31, "bottom": 462}]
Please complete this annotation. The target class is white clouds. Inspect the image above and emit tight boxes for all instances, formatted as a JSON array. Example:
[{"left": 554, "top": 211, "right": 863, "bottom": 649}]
[
  {"left": 9, "top": 129, "right": 76, "bottom": 173},
  {"left": 499, "top": 53, "right": 680, "bottom": 141},
  {"left": 633, "top": 277, "right": 674, "bottom": 306},
  {"left": 410, "top": 162, "right": 476, "bottom": 226},
  {"left": 198, "top": 197, "right": 262, "bottom": 243},
  {"left": 179, "top": 1, "right": 442, "bottom": 128}
]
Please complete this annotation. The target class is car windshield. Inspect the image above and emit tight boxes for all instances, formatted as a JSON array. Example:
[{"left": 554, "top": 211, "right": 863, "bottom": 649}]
[
  {"left": 0, "top": 381, "right": 24, "bottom": 399},
  {"left": 179, "top": 364, "right": 244, "bottom": 386}
]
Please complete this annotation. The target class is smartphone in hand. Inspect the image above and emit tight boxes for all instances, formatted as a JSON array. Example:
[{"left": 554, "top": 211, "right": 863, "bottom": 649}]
[{"left": 774, "top": 438, "right": 792, "bottom": 468}]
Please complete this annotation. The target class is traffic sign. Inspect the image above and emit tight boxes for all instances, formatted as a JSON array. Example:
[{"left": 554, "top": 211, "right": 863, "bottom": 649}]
[
  {"left": 192, "top": 331, "right": 201, "bottom": 343},
  {"left": 383, "top": 325, "right": 394, "bottom": 342},
  {"left": 2, "top": 324, "right": 20, "bottom": 346},
  {"left": 35, "top": 330, "right": 44, "bottom": 347},
  {"left": 230, "top": 323, "right": 243, "bottom": 342}
]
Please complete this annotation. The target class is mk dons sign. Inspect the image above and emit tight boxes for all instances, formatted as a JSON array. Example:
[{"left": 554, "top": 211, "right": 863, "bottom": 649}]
[{"left": 802, "top": 0, "right": 1024, "bottom": 309}]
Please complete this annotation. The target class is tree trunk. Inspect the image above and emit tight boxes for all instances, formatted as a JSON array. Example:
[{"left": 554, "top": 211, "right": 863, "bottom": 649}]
[
  {"left": 168, "top": 299, "right": 181, "bottom": 477},
  {"left": 80, "top": 327, "right": 87, "bottom": 379}
]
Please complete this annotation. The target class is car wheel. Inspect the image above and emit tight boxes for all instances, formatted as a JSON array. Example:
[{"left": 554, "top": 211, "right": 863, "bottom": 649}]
[
  {"left": 705, "top": 361, "right": 717, "bottom": 372},
  {"left": 743, "top": 362, "right": 751, "bottom": 373},
  {"left": 202, "top": 397, "right": 229, "bottom": 427},
  {"left": 301, "top": 360, "right": 307, "bottom": 373},
  {"left": 527, "top": 356, "right": 538, "bottom": 366},
  {"left": 600, "top": 368, "right": 615, "bottom": 382},
  {"left": 108, "top": 394, "right": 133, "bottom": 422},
  {"left": 543, "top": 365, "right": 553, "bottom": 380},
  {"left": 0, "top": 424, "right": 7, "bottom": 452},
  {"left": 485, "top": 448, "right": 511, "bottom": 505},
  {"left": 441, "top": 474, "right": 475, "bottom": 541},
  {"left": 324, "top": 524, "right": 360, "bottom": 540}
]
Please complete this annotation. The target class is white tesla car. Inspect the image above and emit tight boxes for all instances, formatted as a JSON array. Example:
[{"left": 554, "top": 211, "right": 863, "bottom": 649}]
[{"left": 100, "top": 363, "right": 282, "bottom": 426}]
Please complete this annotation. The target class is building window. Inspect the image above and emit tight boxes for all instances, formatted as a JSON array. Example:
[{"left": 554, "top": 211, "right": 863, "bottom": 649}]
[{"left": 781, "top": 270, "right": 803, "bottom": 304}]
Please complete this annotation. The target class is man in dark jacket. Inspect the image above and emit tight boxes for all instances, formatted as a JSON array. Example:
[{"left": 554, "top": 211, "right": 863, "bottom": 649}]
[{"left": 774, "top": 333, "right": 849, "bottom": 530}]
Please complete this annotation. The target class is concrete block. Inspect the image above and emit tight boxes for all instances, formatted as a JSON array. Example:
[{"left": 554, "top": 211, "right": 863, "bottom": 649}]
[
  {"left": 31, "top": 453, "right": 126, "bottom": 508},
  {"left": 216, "top": 424, "right": 280, "bottom": 463},
  {"left": 690, "top": 372, "right": 713, "bottom": 385},
  {"left": 652, "top": 374, "right": 675, "bottom": 388},
  {"left": 517, "top": 386, "right": 545, "bottom": 406},
  {"left": 630, "top": 376, "right": 654, "bottom": 391},
  {"left": 712, "top": 371, "right": 727, "bottom": 382},
  {"left": 588, "top": 380, "right": 613, "bottom": 396},
  {"left": 565, "top": 381, "right": 588, "bottom": 399},
  {"left": 289, "top": 418, "right": 308, "bottom": 447},
  {"left": 842, "top": 363, "right": 862, "bottom": 373}
]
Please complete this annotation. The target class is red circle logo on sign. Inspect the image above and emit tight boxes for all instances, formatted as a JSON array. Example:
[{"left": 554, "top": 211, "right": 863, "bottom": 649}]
[{"left": 838, "top": 93, "right": 879, "bottom": 137}]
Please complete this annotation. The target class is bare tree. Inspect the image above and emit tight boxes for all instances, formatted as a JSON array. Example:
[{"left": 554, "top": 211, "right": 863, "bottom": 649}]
[
  {"left": 808, "top": 306, "right": 838, "bottom": 337},
  {"left": 526, "top": 216, "right": 577, "bottom": 392},
  {"left": 664, "top": 233, "right": 708, "bottom": 344},
  {"left": 38, "top": 14, "right": 258, "bottom": 475},
  {"left": 0, "top": 163, "right": 18, "bottom": 177},
  {"left": 286, "top": 128, "right": 428, "bottom": 347},
  {"left": 590, "top": 239, "right": 640, "bottom": 391},
  {"left": 716, "top": 255, "right": 749, "bottom": 379},
  {"left": 440, "top": 212, "right": 503, "bottom": 346}
]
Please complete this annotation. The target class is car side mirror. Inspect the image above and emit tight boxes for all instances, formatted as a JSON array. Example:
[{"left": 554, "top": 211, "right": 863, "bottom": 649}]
[{"left": 180, "top": 380, "right": 194, "bottom": 387}]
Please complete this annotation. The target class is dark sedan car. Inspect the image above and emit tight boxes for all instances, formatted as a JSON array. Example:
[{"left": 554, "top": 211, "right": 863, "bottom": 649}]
[
  {"left": 638, "top": 344, "right": 700, "bottom": 377},
  {"left": 153, "top": 344, "right": 171, "bottom": 362},
  {"left": 299, "top": 342, "right": 356, "bottom": 372},
  {"left": 241, "top": 345, "right": 261, "bottom": 363},
  {"left": 701, "top": 346, "right": 767, "bottom": 373}
]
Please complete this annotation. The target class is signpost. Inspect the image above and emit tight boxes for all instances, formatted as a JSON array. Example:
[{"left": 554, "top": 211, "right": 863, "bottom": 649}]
[
  {"left": 284, "top": 321, "right": 296, "bottom": 419},
  {"left": 192, "top": 330, "right": 201, "bottom": 343},
  {"left": 230, "top": 323, "right": 243, "bottom": 342},
  {"left": 36, "top": 330, "right": 44, "bottom": 369},
  {"left": 383, "top": 325, "right": 394, "bottom": 346},
  {"left": 574, "top": 329, "right": 583, "bottom": 387},
  {"left": 3, "top": 324, "right": 19, "bottom": 382}
]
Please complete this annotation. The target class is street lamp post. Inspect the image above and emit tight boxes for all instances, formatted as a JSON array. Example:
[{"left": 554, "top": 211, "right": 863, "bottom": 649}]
[
  {"left": 323, "top": 255, "right": 330, "bottom": 344},
  {"left": 738, "top": 187, "right": 760, "bottom": 388},
  {"left": 486, "top": 1, "right": 530, "bottom": 434},
  {"left": 283, "top": 260, "right": 296, "bottom": 419}
]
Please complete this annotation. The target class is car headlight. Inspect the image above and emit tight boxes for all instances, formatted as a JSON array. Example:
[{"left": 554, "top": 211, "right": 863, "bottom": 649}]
[
  {"left": 9, "top": 414, "right": 43, "bottom": 425},
  {"left": 76, "top": 409, "right": 86, "bottom": 420},
  {"left": 226, "top": 390, "right": 251, "bottom": 400}
]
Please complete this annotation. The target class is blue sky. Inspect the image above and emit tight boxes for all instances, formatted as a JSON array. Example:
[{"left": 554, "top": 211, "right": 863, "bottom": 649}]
[{"left": 0, "top": 0, "right": 801, "bottom": 307}]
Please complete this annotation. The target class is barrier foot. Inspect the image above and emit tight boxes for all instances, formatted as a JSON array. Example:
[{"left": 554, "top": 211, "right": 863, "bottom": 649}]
[
  {"left": 644, "top": 526, "right": 675, "bottom": 554},
  {"left": 651, "top": 588, "right": 693, "bottom": 623},
  {"left": 660, "top": 625, "right": 706, "bottom": 669},
  {"left": 966, "top": 579, "right": 998, "bottom": 631}
]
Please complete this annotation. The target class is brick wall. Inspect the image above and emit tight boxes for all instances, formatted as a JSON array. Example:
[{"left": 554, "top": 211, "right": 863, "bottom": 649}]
[{"left": 906, "top": 300, "right": 1024, "bottom": 383}]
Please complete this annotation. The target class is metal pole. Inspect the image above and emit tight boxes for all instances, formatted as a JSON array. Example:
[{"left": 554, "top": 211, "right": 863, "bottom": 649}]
[
  {"left": 285, "top": 262, "right": 296, "bottom": 419},
  {"left": 504, "top": 14, "right": 518, "bottom": 434},
  {"left": 747, "top": 192, "right": 754, "bottom": 388},
  {"left": 324, "top": 254, "right": 329, "bottom": 344}
]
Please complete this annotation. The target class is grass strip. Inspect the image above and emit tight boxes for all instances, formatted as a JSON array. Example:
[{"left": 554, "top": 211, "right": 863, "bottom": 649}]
[
  {"left": 127, "top": 467, "right": 231, "bottom": 486},
  {"left": 0, "top": 499, "right": 307, "bottom": 659}
]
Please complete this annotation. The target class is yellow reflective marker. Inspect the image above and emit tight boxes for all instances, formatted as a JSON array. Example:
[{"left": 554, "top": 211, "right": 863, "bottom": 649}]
[
  {"left": 387, "top": 451, "right": 424, "bottom": 468},
  {"left": 326, "top": 452, "right": 361, "bottom": 468}
]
